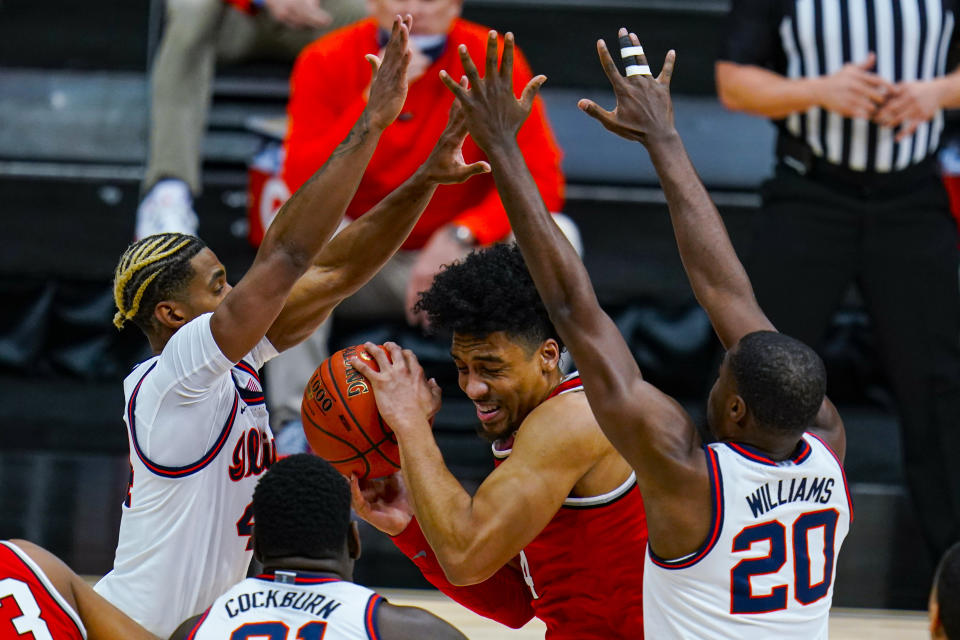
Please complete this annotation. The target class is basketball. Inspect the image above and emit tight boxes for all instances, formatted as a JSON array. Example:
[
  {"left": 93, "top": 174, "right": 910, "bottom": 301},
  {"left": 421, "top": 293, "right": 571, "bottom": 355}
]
[{"left": 300, "top": 344, "right": 400, "bottom": 480}]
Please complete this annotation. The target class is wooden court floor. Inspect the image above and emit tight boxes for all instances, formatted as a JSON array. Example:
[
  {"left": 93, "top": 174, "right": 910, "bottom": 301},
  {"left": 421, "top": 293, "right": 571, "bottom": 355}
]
[{"left": 381, "top": 589, "right": 931, "bottom": 639}]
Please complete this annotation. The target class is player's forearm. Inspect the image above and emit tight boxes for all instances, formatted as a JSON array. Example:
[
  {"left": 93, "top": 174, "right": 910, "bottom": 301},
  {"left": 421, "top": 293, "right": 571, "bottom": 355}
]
[
  {"left": 485, "top": 143, "right": 602, "bottom": 335},
  {"left": 716, "top": 61, "right": 822, "bottom": 118},
  {"left": 396, "top": 429, "right": 487, "bottom": 585},
  {"left": 265, "top": 173, "right": 436, "bottom": 351},
  {"left": 315, "top": 172, "right": 436, "bottom": 289},
  {"left": 259, "top": 111, "right": 383, "bottom": 272},
  {"left": 644, "top": 131, "right": 761, "bottom": 349}
]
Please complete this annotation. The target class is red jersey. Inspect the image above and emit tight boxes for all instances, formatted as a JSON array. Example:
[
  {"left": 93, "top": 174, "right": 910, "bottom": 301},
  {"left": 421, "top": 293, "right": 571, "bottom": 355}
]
[
  {"left": 393, "top": 374, "right": 648, "bottom": 638},
  {"left": 0, "top": 541, "right": 86, "bottom": 640}
]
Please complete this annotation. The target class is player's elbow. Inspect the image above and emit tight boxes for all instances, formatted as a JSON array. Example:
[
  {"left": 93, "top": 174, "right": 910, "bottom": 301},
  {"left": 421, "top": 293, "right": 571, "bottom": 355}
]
[{"left": 436, "top": 550, "right": 496, "bottom": 587}]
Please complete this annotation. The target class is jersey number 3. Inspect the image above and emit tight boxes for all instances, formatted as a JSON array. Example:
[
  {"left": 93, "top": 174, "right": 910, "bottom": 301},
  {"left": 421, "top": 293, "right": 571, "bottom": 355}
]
[
  {"left": 0, "top": 579, "right": 54, "bottom": 640},
  {"left": 730, "top": 509, "right": 839, "bottom": 614},
  {"left": 231, "top": 621, "right": 327, "bottom": 640}
]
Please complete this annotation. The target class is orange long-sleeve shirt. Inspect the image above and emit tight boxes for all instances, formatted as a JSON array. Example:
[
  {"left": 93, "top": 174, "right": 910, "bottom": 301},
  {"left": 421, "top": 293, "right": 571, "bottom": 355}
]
[{"left": 283, "top": 18, "right": 565, "bottom": 249}]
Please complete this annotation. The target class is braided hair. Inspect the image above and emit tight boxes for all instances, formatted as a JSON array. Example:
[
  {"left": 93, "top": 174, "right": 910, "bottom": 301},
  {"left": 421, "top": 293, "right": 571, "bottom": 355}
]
[{"left": 113, "top": 233, "right": 206, "bottom": 332}]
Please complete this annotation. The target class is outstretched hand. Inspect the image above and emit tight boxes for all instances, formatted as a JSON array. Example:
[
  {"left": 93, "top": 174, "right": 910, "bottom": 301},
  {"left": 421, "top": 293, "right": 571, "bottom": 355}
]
[
  {"left": 349, "top": 342, "right": 442, "bottom": 439},
  {"left": 365, "top": 15, "right": 413, "bottom": 131},
  {"left": 439, "top": 31, "right": 547, "bottom": 154},
  {"left": 419, "top": 98, "right": 492, "bottom": 184},
  {"left": 578, "top": 29, "right": 677, "bottom": 144},
  {"left": 350, "top": 472, "right": 413, "bottom": 536}
]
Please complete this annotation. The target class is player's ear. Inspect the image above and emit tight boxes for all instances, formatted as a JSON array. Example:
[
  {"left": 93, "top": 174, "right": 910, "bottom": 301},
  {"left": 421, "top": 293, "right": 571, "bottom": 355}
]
[
  {"left": 538, "top": 339, "right": 561, "bottom": 373},
  {"left": 729, "top": 395, "right": 748, "bottom": 425},
  {"left": 154, "top": 300, "right": 189, "bottom": 331},
  {"left": 348, "top": 521, "right": 361, "bottom": 561}
]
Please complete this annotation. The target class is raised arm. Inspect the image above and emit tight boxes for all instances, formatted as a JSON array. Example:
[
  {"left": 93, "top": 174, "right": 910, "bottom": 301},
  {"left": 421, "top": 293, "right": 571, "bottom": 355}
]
[
  {"left": 581, "top": 30, "right": 845, "bottom": 457},
  {"left": 208, "top": 16, "right": 411, "bottom": 363},
  {"left": 266, "top": 102, "right": 490, "bottom": 351},
  {"left": 437, "top": 33, "right": 714, "bottom": 560}
]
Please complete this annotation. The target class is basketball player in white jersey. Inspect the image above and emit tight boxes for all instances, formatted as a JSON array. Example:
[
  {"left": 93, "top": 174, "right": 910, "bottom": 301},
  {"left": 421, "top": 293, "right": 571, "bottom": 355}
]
[
  {"left": 96, "top": 16, "right": 491, "bottom": 636},
  {"left": 437, "top": 30, "right": 849, "bottom": 638},
  {"left": 169, "top": 454, "right": 467, "bottom": 640}
]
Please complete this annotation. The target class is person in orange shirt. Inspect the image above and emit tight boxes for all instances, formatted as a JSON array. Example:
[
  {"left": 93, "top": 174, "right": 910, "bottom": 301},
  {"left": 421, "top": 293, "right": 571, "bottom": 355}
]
[{"left": 266, "top": 0, "right": 569, "bottom": 435}]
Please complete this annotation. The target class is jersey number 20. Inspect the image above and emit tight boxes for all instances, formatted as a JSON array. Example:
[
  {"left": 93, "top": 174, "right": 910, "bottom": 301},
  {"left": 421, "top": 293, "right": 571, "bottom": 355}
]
[{"left": 730, "top": 508, "right": 839, "bottom": 614}]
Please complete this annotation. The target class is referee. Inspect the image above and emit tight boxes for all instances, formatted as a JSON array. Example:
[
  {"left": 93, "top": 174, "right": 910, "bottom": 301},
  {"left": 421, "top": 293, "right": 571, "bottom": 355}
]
[{"left": 716, "top": 0, "right": 960, "bottom": 577}]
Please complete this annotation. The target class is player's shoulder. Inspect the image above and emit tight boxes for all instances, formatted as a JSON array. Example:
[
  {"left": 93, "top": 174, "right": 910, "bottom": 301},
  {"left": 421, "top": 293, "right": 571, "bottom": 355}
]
[
  {"left": 4, "top": 540, "right": 75, "bottom": 606},
  {"left": 517, "top": 385, "right": 600, "bottom": 450}
]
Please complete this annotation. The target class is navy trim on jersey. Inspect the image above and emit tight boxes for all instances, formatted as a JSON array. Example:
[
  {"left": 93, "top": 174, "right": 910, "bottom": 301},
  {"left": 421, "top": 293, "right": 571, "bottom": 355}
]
[
  {"left": 807, "top": 432, "right": 854, "bottom": 523},
  {"left": 724, "top": 438, "right": 812, "bottom": 467},
  {"left": 648, "top": 446, "right": 725, "bottom": 569},
  {"left": 185, "top": 607, "right": 211, "bottom": 640},
  {"left": 0, "top": 542, "right": 86, "bottom": 639},
  {"left": 233, "top": 360, "right": 265, "bottom": 405},
  {"left": 365, "top": 594, "right": 383, "bottom": 640},
  {"left": 254, "top": 571, "right": 342, "bottom": 585},
  {"left": 127, "top": 362, "right": 239, "bottom": 478}
]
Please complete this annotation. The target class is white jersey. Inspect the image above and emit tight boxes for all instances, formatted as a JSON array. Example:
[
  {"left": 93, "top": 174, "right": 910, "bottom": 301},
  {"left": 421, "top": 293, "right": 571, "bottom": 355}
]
[
  {"left": 644, "top": 433, "right": 851, "bottom": 639},
  {"left": 186, "top": 571, "right": 383, "bottom": 640},
  {"left": 95, "top": 313, "right": 278, "bottom": 637}
]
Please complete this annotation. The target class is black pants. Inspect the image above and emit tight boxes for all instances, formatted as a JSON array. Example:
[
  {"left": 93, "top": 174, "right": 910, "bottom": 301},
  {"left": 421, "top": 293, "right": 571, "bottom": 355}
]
[{"left": 749, "top": 164, "right": 960, "bottom": 562}]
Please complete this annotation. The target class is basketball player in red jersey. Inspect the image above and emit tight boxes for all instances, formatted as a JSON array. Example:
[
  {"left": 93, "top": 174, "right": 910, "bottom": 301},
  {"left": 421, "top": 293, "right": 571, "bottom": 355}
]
[
  {"left": 350, "top": 242, "right": 647, "bottom": 638},
  {"left": 435, "top": 30, "right": 848, "bottom": 638},
  {"left": 0, "top": 539, "right": 157, "bottom": 639}
]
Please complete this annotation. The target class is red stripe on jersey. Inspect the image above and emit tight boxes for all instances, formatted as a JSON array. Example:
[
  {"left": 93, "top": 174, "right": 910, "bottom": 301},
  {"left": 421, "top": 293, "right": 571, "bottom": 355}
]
[
  {"left": 649, "top": 446, "right": 725, "bottom": 569},
  {"left": 806, "top": 433, "right": 854, "bottom": 522},
  {"left": 364, "top": 594, "right": 383, "bottom": 640},
  {"left": 126, "top": 362, "right": 239, "bottom": 478},
  {"left": 254, "top": 572, "right": 342, "bottom": 585},
  {"left": 546, "top": 374, "right": 582, "bottom": 400},
  {"left": 726, "top": 439, "right": 812, "bottom": 467},
  {"left": 186, "top": 607, "right": 211, "bottom": 640}
]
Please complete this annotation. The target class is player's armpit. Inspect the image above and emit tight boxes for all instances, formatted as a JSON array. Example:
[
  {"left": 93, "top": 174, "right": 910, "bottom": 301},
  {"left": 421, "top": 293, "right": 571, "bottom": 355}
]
[{"left": 376, "top": 602, "right": 469, "bottom": 640}]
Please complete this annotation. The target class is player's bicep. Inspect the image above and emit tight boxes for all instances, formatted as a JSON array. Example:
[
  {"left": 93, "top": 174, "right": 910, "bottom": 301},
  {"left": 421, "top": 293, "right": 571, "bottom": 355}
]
[
  {"left": 587, "top": 378, "right": 702, "bottom": 488},
  {"left": 210, "top": 251, "right": 304, "bottom": 362},
  {"left": 702, "top": 291, "right": 777, "bottom": 351},
  {"left": 454, "top": 411, "right": 599, "bottom": 580}
]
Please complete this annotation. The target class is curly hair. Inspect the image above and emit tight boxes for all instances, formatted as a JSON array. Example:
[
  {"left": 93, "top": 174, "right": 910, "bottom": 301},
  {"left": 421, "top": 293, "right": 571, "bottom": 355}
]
[
  {"left": 414, "top": 243, "right": 563, "bottom": 352},
  {"left": 113, "top": 233, "right": 206, "bottom": 333},
  {"left": 252, "top": 454, "right": 351, "bottom": 561},
  {"left": 730, "top": 331, "right": 826, "bottom": 435}
]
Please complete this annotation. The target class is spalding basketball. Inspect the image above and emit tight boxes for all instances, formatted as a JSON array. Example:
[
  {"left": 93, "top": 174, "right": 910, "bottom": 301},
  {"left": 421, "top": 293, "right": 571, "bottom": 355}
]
[{"left": 301, "top": 344, "right": 400, "bottom": 480}]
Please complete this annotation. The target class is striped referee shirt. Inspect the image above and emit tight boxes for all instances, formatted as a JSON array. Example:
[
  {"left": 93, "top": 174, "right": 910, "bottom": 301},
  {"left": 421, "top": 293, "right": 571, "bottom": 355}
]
[{"left": 720, "top": 0, "right": 958, "bottom": 173}]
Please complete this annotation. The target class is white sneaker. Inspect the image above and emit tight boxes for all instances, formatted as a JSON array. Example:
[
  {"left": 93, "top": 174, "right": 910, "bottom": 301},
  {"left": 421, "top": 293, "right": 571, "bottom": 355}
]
[{"left": 134, "top": 179, "right": 199, "bottom": 240}]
